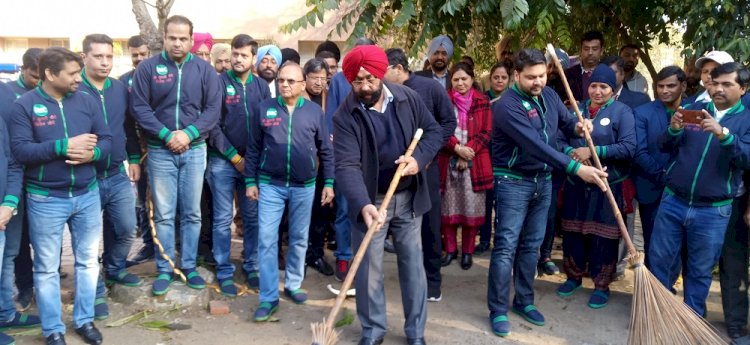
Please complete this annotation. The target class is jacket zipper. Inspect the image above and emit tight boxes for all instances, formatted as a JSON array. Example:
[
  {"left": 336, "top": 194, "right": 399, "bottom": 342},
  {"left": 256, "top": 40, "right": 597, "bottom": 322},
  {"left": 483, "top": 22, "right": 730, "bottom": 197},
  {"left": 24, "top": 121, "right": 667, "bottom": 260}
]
[
  {"left": 286, "top": 107, "right": 294, "bottom": 187},
  {"left": 175, "top": 65, "right": 183, "bottom": 130},
  {"left": 58, "top": 101, "right": 74, "bottom": 197},
  {"left": 98, "top": 93, "right": 111, "bottom": 178}
]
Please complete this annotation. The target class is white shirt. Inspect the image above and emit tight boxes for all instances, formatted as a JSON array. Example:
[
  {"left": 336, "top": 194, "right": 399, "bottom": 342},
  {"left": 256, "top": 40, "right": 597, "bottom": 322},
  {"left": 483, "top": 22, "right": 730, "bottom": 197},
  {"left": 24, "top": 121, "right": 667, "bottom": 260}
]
[
  {"left": 267, "top": 80, "right": 276, "bottom": 98},
  {"left": 361, "top": 84, "right": 394, "bottom": 113}
]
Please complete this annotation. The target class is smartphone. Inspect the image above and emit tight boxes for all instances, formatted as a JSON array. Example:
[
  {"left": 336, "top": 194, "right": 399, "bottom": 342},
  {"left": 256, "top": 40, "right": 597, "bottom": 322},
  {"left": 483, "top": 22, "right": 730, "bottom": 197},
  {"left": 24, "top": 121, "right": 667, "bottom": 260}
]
[{"left": 679, "top": 109, "right": 704, "bottom": 124}]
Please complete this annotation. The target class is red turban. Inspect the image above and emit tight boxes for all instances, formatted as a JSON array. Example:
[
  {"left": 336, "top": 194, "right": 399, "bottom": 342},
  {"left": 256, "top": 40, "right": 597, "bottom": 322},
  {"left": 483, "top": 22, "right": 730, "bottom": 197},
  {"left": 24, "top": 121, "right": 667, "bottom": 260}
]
[
  {"left": 191, "top": 32, "right": 214, "bottom": 53},
  {"left": 341, "top": 45, "right": 388, "bottom": 84}
]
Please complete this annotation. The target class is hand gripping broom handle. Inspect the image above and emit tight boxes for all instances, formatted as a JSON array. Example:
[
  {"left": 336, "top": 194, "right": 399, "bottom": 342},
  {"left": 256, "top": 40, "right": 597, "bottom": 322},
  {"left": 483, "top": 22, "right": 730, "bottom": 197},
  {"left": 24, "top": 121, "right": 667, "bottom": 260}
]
[
  {"left": 323, "top": 128, "right": 424, "bottom": 330},
  {"left": 545, "top": 44, "right": 637, "bottom": 257}
]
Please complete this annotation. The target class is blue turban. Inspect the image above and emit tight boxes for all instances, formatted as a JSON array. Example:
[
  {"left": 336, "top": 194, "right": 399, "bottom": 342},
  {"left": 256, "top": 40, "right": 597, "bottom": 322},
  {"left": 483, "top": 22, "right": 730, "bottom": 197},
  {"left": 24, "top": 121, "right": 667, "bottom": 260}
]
[
  {"left": 427, "top": 35, "right": 454, "bottom": 59},
  {"left": 255, "top": 45, "right": 282, "bottom": 70}
]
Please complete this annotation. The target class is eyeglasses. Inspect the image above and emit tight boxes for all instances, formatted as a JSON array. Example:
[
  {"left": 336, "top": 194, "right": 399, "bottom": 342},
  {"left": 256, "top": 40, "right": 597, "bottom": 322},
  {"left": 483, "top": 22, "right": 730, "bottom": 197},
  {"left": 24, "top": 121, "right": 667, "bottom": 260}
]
[
  {"left": 195, "top": 52, "right": 211, "bottom": 58},
  {"left": 278, "top": 78, "right": 304, "bottom": 86},
  {"left": 351, "top": 75, "right": 378, "bottom": 88}
]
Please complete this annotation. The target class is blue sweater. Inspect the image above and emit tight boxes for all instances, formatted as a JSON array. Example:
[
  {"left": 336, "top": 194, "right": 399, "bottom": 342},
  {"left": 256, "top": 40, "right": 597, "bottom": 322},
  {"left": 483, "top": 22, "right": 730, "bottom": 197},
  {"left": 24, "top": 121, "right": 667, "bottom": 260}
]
[
  {"left": 208, "top": 70, "right": 271, "bottom": 162},
  {"left": 79, "top": 71, "right": 141, "bottom": 179},
  {"left": 403, "top": 73, "right": 456, "bottom": 145},
  {"left": 0, "top": 116, "right": 22, "bottom": 209},
  {"left": 659, "top": 100, "right": 750, "bottom": 206},
  {"left": 324, "top": 72, "right": 352, "bottom": 134},
  {"left": 561, "top": 99, "right": 636, "bottom": 183},
  {"left": 492, "top": 84, "right": 582, "bottom": 180},
  {"left": 130, "top": 52, "right": 221, "bottom": 148},
  {"left": 245, "top": 96, "right": 334, "bottom": 188},
  {"left": 10, "top": 87, "right": 112, "bottom": 197},
  {"left": 632, "top": 99, "right": 691, "bottom": 204}
]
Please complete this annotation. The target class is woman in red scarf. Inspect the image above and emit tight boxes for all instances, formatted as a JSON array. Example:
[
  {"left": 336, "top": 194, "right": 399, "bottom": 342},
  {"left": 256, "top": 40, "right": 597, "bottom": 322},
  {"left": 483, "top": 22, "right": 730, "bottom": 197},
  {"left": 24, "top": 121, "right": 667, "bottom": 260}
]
[{"left": 439, "top": 62, "right": 493, "bottom": 270}]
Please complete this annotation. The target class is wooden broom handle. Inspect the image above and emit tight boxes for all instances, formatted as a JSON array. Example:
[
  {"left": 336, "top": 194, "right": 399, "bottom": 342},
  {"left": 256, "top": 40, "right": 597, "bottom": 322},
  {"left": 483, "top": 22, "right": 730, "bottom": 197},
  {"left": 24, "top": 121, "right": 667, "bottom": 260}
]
[
  {"left": 324, "top": 128, "right": 424, "bottom": 330},
  {"left": 546, "top": 44, "right": 637, "bottom": 257}
]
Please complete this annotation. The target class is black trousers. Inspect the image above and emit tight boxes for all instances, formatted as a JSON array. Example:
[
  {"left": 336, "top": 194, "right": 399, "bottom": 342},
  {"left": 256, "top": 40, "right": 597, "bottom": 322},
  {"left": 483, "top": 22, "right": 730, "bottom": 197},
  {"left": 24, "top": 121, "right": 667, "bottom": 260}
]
[
  {"left": 422, "top": 163, "right": 442, "bottom": 295},
  {"left": 720, "top": 195, "right": 749, "bottom": 332}
]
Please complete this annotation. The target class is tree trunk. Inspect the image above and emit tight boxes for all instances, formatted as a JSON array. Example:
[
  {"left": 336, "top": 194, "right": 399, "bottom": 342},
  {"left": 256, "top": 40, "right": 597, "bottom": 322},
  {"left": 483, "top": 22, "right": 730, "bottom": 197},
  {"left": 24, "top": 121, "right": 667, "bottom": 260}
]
[
  {"left": 638, "top": 44, "right": 658, "bottom": 81},
  {"left": 131, "top": 0, "right": 176, "bottom": 54}
]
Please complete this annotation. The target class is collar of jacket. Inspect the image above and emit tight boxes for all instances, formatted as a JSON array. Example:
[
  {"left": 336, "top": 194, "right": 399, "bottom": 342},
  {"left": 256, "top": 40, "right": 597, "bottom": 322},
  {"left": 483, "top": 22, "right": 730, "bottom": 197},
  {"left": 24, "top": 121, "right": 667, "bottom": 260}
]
[
  {"left": 160, "top": 51, "right": 194, "bottom": 66},
  {"left": 227, "top": 69, "right": 253, "bottom": 85},
  {"left": 80, "top": 69, "right": 112, "bottom": 91}
]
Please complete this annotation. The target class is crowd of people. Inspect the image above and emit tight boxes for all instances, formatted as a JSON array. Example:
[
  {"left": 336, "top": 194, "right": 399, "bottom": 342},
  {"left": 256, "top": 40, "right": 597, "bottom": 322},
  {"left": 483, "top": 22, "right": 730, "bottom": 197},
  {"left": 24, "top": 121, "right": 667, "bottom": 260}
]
[{"left": 0, "top": 13, "right": 748, "bottom": 345}]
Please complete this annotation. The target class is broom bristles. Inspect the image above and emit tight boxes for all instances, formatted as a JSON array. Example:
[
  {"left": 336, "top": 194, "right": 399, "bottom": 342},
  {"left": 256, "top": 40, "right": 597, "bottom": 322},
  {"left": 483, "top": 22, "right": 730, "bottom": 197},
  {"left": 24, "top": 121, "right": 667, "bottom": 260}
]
[
  {"left": 628, "top": 253, "right": 728, "bottom": 345},
  {"left": 310, "top": 321, "right": 339, "bottom": 345}
]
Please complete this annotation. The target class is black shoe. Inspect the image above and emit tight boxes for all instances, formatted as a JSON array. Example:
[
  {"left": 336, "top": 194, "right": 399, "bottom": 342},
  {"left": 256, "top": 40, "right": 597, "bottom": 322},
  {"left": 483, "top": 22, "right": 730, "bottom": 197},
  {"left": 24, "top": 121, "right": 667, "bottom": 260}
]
[
  {"left": 408, "top": 337, "right": 426, "bottom": 345},
  {"left": 358, "top": 337, "right": 384, "bottom": 345},
  {"left": 46, "top": 332, "right": 66, "bottom": 345},
  {"left": 126, "top": 245, "right": 154, "bottom": 267},
  {"left": 75, "top": 322, "right": 102, "bottom": 345},
  {"left": 461, "top": 253, "right": 473, "bottom": 270},
  {"left": 308, "top": 258, "right": 334, "bottom": 276},
  {"left": 474, "top": 242, "right": 490, "bottom": 255},
  {"left": 729, "top": 327, "right": 748, "bottom": 340},
  {"left": 733, "top": 335, "right": 750, "bottom": 345},
  {"left": 440, "top": 252, "right": 457, "bottom": 267},
  {"left": 15, "top": 288, "right": 33, "bottom": 311},
  {"left": 383, "top": 239, "right": 396, "bottom": 254}
]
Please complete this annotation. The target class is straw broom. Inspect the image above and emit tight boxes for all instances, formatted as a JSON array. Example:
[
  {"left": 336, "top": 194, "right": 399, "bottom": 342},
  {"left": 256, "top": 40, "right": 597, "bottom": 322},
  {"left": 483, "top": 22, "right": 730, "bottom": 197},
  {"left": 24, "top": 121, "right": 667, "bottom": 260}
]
[
  {"left": 311, "top": 128, "right": 424, "bottom": 345},
  {"left": 545, "top": 44, "right": 727, "bottom": 345}
]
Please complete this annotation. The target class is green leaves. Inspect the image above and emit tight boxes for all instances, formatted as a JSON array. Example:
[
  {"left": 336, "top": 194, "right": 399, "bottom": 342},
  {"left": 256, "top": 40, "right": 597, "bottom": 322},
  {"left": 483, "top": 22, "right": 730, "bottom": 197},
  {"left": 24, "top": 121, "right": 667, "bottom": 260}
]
[
  {"left": 440, "top": 0, "right": 469, "bottom": 15},
  {"left": 500, "top": 0, "right": 529, "bottom": 29}
]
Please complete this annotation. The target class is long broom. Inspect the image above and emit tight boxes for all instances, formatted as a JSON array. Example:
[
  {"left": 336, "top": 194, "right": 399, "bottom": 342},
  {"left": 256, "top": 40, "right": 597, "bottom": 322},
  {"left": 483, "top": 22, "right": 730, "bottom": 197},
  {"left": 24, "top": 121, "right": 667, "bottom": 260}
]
[
  {"left": 545, "top": 44, "right": 727, "bottom": 345},
  {"left": 311, "top": 128, "right": 424, "bottom": 345}
]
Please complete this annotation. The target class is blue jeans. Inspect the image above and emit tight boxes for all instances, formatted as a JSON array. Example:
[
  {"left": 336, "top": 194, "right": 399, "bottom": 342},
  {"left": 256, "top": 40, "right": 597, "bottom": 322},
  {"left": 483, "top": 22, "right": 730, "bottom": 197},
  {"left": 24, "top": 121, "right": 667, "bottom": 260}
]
[
  {"left": 488, "top": 177, "right": 551, "bottom": 314},
  {"left": 27, "top": 189, "right": 102, "bottom": 336},
  {"left": 257, "top": 184, "right": 314, "bottom": 302},
  {"left": 206, "top": 157, "right": 258, "bottom": 280},
  {"left": 95, "top": 172, "right": 137, "bottom": 297},
  {"left": 0, "top": 197, "right": 22, "bottom": 321},
  {"left": 649, "top": 193, "right": 731, "bottom": 316},
  {"left": 147, "top": 147, "right": 207, "bottom": 273},
  {"left": 334, "top": 190, "right": 352, "bottom": 260}
]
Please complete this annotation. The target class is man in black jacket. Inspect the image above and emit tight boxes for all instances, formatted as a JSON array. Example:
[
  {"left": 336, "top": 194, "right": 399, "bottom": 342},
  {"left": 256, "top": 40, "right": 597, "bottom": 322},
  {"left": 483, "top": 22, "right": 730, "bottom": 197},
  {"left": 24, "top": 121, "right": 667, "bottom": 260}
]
[{"left": 334, "top": 45, "right": 442, "bottom": 345}]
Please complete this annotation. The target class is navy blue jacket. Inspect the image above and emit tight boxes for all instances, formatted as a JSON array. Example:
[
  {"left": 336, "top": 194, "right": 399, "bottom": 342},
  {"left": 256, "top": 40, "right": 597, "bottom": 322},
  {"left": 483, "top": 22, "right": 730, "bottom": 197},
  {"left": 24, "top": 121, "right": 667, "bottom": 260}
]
[
  {"left": 333, "top": 83, "right": 442, "bottom": 222},
  {"left": 659, "top": 100, "right": 750, "bottom": 206},
  {"left": 403, "top": 73, "right": 456, "bottom": 145},
  {"left": 0, "top": 116, "right": 22, "bottom": 209},
  {"left": 632, "top": 99, "right": 691, "bottom": 204},
  {"left": 325, "top": 72, "right": 352, "bottom": 134},
  {"left": 492, "top": 84, "right": 582, "bottom": 180},
  {"left": 0, "top": 83, "right": 15, "bottom": 123},
  {"left": 617, "top": 88, "right": 651, "bottom": 111},
  {"left": 6, "top": 76, "right": 34, "bottom": 99},
  {"left": 119, "top": 69, "right": 135, "bottom": 91},
  {"left": 130, "top": 52, "right": 221, "bottom": 148},
  {"left": 561, "top": 99, "right": 636, "bottom": 183},
  {"left": 79, "top": 71, "right": 141, "bottom": 179},
  {"left": 208, "top": 70, "right": 271, "bottom": 162},
  {"left": 245, "top": 96, "right": 333, "bottom": 188},
  {"left": 10, "top": 87, "right": 112, "bottom": 197}
]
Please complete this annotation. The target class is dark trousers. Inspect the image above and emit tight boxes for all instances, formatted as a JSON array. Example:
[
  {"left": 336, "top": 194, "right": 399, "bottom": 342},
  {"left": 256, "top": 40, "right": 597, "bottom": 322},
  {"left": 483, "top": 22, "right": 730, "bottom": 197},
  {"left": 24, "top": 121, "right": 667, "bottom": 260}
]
[
  {"left": 422, "top": 164, "right": 442, "bottom": 295},
  {"left": 562, "top": 231, "right": 619, "bottom": 290},
  {"left": 306, "top": 173, "right": 335, "bottom": 263},
  {"left": 15, "top": 212, "right": 33, "bottom": 292},
  {"left": 479, "top": 188, "right": 494, "bottom": 245},
  {"left": 198, "top": 180, "right": 213, "bottom": 258},
  {"left": 540, "top": 174, "right": 563, "bottom": 261},
  {"left": 135, "top": 168, "right": 153, "bottom": 246},
  {"left": 638, "top": 199, "right": 660, "bottom": 268},
  {"left": 720, "top": 195, "right": 749, "bottom": 332}
]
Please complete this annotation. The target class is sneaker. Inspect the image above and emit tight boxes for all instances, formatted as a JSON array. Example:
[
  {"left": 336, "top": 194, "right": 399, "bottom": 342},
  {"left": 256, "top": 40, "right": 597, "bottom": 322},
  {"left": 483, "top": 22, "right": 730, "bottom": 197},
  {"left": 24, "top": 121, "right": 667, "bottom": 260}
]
[
  {"left": 308, "top": 258, "right": 334, "bottom": 276},
  {"left": 0, "top": 331, "right": 13, "bottom": 345},
  {"left": 246, "top": 271, "right": 259, "bottom": 290},
  {"left": 254, "top": 300, "right": 279, "bottom": 322},
  {"left": 489, "top": 313, "right": 511, "bottom": 337},
  {"left": 15, "top": 289, "right": 33, "bottom": 311},
  {"left": 183, "top": 269, "right": 206, "bottom": 290},
  {"left": 539, "top": 260, "right": 560, "bottom": 275},
  {"left": 283, "top": 288, "right": 308, "bottom": 305},
  {"left": 588, "top": 289, "right": 610, "bottom": 309},
  {"left": 152, "top": 273, "right": 173, "bottom": 296},
  {"left": 94, "top": 298, "right": 109, "bottom": 321},
  {"left": 219, "top": 278, "right": 237, "bottom": 297},
  {"left": 335, "top": 260, "right": 349, "bottom": 282},
  {"left": 105, "top": 271, "right": 142, "bottom": 287},
  {"left": 427, "top": 286, "right": 442, "bottom": 302},
  {"left": 0, "top": 312, "right": 41, "bottom": 330},
  {"left": 511, "top": 304, "right": 545, "bottom": 326},
  {"left": 556, "top": 279, "right": 582, "bottom": 297}
]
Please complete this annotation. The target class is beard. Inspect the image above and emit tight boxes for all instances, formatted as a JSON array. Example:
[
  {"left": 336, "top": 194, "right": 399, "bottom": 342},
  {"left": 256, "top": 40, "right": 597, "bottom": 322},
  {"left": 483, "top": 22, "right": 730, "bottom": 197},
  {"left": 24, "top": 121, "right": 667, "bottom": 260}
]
[
  {"left": 358, "top": 86, "right": 383, "bottom": 108},
  {"left": 260, "top": 68, "right": 277, "bottom": 82}
]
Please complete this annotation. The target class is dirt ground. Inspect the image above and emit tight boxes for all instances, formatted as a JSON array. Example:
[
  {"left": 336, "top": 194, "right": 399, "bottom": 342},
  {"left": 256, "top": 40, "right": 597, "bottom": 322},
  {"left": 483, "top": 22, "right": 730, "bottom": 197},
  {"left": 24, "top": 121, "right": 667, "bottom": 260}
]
[{"left": 9, "top": 229, "right": 731, "bottom": 345}]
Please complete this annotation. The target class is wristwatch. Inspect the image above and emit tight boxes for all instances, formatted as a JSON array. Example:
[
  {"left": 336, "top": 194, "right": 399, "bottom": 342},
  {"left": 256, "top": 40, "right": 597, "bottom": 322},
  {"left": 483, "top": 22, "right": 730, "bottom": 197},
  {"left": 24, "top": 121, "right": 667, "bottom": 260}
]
[{"left": 721, "top": 127, "right": 730, "bottom": 139}]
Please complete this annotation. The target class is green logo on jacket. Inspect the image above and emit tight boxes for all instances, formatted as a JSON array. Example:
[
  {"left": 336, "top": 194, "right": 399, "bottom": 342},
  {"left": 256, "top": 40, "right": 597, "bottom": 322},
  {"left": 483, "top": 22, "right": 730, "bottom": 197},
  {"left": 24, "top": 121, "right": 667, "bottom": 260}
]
[
  {"left": 156, "top": 64, "right": 168, "bottom": 76},
  {"left": 266, "top": 108, "right": 278, "bottom": 118},
  {"left": 522, "top": 101, "right": 532, "bottom": 111},
  {"left": 32, "top": 104, "right": 48, "bottom": 117},
  {"left": 226, "top": 85, "right": 236, "bottom": 96}
]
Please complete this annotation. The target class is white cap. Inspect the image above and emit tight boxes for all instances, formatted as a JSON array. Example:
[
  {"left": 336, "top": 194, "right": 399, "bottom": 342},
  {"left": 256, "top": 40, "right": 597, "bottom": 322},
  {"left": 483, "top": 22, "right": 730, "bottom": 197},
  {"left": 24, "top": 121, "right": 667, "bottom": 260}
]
[{"left": 695, "top": 51, "right": 734, "bottom": 69}]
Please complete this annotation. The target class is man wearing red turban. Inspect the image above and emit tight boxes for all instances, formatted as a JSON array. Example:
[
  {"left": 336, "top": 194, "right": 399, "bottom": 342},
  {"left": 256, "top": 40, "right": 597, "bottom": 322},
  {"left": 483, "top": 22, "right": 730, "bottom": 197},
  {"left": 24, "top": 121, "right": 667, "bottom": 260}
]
[{"left": 334, "top": 44, "right": 443, "bottom": 345}]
